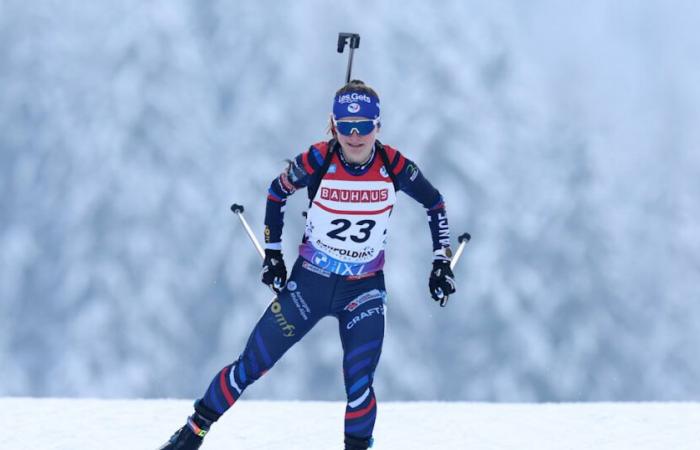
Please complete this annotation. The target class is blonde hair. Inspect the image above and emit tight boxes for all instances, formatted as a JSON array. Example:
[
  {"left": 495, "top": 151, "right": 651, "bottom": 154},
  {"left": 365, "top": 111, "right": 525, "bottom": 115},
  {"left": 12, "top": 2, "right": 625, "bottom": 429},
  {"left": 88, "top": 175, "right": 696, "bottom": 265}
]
[{"left": 335, "top": 79, "right": 379, "bottom": 98}]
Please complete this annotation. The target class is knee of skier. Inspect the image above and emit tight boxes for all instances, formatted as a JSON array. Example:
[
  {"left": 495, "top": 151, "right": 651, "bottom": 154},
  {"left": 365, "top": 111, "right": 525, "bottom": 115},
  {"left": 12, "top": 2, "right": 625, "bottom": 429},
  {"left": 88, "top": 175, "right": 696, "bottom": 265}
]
[{"left": 344, "top": 367, "right": 376, "bottom": 402}]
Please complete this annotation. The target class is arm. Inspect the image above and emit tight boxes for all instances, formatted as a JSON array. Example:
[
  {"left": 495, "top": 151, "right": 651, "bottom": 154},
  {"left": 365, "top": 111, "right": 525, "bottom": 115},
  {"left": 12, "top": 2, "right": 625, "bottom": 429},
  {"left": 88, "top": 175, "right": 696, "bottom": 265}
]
[
  {"left": 263, "top": 142, "right": 329, "bottom": 248},
  {"left": 388, "top": 151, "right": 452, "bottom": 259},
  {"left": 260, "top": 143, "right": 328, "bottom": 292},
  {"left": 387, "top": 149, "right": 456, "bottom": 303}
]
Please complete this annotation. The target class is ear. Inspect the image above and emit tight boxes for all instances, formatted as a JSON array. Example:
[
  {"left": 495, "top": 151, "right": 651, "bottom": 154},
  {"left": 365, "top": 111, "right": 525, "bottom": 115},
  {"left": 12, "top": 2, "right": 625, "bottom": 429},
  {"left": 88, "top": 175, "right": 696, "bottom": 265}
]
[{"left": 328, "top": 113, "right": 337, "bottom": 137}]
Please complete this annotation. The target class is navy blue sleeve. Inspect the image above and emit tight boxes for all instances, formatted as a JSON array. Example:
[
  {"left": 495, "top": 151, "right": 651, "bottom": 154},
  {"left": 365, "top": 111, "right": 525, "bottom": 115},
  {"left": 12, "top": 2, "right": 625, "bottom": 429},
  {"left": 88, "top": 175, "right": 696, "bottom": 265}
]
[
  {"left": 263, "top": 145, "right": 326, "bottom": 248},
  {"left": 392, "top": 155, "right": 452, "bottom": 254}
]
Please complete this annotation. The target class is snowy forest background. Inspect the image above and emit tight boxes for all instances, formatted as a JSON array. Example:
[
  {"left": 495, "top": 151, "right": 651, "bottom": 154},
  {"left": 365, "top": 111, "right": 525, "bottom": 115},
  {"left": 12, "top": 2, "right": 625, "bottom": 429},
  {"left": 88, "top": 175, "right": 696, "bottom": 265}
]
[{"left": 1, "top": 0, "right": 699, "bottom": 402}]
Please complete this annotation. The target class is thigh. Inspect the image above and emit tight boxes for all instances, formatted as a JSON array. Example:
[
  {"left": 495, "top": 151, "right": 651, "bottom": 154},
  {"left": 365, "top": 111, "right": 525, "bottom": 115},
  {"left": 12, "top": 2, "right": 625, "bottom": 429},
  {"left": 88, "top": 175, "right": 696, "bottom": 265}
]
[
  {"left": 244, "top": 258, "right": 335, "bottom": 368},
  {"left": 335, "top": 274, "right": 387, "bottom": 382}
]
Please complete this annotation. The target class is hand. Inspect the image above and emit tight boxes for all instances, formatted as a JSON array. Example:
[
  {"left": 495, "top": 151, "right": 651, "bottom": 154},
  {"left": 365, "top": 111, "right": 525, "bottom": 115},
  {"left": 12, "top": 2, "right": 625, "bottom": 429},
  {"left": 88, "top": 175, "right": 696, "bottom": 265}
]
[
  {"left": 261, "top": 249, "right": 287, "bottom": 293},
  {"left": 429, "top": 260, "right": 456, "bottom": 304}
]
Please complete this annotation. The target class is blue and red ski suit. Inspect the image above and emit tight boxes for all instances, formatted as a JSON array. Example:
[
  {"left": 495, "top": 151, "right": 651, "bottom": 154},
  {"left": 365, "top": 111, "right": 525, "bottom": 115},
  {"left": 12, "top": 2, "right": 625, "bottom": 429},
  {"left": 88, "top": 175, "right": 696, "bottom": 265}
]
[{"left": 197, "top": 140, "right": 451, "bottom": 441}]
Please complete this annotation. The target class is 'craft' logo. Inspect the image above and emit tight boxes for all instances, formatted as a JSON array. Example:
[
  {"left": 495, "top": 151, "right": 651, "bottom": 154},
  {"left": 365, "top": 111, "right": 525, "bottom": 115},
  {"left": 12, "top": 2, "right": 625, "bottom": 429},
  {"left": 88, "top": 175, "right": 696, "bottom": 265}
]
[{"left": 346, "top": 306, "right": 385, "bottom": 329}]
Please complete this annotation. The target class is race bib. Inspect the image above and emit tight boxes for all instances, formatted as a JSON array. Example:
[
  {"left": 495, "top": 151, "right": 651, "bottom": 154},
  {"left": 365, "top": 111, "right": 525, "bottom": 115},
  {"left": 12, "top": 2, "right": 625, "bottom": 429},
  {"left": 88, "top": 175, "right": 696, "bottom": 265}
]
[{"left": 300, "top": 162, "right": 396, "bottom": 275}]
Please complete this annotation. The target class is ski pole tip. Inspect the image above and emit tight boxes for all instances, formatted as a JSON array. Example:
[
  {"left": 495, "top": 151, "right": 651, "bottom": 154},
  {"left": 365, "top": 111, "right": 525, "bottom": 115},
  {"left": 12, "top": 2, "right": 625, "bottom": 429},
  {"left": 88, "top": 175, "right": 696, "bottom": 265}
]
[{"left": 231, "top": 203, "right": 245, "bottom": 214}]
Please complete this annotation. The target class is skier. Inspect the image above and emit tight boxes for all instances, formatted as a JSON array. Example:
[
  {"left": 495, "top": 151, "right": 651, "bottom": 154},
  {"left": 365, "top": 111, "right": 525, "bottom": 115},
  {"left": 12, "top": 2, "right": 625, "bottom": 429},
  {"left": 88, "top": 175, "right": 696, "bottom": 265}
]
[{"left": 160, "top": 80, "right": 457, "bottom": 450}]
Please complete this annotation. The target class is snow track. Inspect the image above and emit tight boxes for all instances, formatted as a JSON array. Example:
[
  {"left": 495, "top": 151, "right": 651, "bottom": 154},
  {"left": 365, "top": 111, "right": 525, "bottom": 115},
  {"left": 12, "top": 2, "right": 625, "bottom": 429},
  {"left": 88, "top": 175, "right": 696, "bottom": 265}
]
[{"left": 3, "top": 398, "right": 699, "bottom": 449}]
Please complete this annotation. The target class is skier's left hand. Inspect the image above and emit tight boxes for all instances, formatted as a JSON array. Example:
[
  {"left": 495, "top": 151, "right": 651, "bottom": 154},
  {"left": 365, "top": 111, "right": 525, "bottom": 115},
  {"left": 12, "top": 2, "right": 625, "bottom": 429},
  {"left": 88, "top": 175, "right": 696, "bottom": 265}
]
[{"left": 429, "top": 260, "right": 456, "bottom": 303}]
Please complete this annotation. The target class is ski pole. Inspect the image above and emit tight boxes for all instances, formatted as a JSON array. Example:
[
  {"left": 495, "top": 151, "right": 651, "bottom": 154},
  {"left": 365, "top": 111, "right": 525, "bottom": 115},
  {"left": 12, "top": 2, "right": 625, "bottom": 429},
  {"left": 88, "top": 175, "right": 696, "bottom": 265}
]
[
  {"left": 231, "top": 203, "right": 283, "bottom": 298},
  {"left": 230, "top": 203, "right": 265, "bottom": 259},
  {"left": 450, "top": 232, "right": 471, "bottom": 270},
  {"left": 440, "top": 232, "right": 471, "bottom": 307},
  {"left": 337, "top": 33, "right": 360, "bottom": 83}
]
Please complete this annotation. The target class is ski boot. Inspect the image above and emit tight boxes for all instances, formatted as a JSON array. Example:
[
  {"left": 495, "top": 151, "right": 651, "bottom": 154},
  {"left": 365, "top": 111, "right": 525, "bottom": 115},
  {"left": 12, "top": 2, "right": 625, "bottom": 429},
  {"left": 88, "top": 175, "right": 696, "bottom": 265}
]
[
  {"left": 159, "top": 400, "right": 220, "bottom": 450},
  {"left": 345, "top": 434, "right": 374, "bottom": 450}
]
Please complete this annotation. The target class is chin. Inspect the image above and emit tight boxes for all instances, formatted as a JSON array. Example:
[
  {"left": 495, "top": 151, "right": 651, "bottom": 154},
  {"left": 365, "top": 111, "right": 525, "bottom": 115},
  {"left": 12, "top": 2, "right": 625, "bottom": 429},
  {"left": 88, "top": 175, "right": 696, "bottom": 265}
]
[{"left": 348, "top": 149, "right": 370, "bottom": 161}]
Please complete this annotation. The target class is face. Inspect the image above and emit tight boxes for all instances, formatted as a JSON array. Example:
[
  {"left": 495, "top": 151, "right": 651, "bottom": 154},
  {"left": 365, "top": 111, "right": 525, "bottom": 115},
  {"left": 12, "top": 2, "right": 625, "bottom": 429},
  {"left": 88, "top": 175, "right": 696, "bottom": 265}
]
[{"left": 334, "top": 116, "right": 379, "bottom": 164}]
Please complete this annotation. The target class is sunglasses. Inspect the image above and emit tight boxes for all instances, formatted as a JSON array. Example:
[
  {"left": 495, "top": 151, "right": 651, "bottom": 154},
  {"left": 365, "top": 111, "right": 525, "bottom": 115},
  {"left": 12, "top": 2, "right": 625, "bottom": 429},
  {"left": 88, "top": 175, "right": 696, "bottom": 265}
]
[{"left": 333, "top": 119, "right": 379, "bottom": 136}]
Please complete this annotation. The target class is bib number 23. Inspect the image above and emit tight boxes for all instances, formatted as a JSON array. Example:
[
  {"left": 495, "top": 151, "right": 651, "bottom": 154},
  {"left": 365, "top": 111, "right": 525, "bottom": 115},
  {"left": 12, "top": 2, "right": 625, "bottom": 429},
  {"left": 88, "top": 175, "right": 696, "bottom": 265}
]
[{"left": 327, "top": 219, "right": 376, "bottom": 243}]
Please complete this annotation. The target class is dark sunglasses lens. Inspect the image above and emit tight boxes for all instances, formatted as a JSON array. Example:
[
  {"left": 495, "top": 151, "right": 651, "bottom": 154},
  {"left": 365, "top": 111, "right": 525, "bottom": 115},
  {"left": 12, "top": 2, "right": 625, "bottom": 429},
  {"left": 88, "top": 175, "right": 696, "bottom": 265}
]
[{"left": 336, "top": 121, "right": 375, "bottom": 136}]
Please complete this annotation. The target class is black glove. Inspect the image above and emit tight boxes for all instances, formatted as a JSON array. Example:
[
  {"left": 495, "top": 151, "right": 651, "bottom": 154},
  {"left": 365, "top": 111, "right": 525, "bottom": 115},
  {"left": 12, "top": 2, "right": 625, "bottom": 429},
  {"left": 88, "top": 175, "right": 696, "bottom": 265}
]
[
  {"left": 429, "top": 259, "right": 456, "bottom": 304},
  {"left": 261, "top": 249, "right": 287, "bottom": 293}
]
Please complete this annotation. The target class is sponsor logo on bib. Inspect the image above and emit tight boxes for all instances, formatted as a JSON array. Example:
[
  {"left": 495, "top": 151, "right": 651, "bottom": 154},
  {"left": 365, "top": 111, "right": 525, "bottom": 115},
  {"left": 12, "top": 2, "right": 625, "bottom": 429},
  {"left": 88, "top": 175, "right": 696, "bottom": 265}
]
[{"left": 320, "top": 187, "right": 388, "bottom": 203}]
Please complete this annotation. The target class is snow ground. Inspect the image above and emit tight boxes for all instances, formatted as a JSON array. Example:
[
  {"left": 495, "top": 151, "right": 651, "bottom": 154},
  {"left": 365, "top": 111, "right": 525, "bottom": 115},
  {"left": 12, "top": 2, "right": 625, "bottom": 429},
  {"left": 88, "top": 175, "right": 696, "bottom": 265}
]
[{"left": 3, "top": 398, "right": 700, "bottom": 450}]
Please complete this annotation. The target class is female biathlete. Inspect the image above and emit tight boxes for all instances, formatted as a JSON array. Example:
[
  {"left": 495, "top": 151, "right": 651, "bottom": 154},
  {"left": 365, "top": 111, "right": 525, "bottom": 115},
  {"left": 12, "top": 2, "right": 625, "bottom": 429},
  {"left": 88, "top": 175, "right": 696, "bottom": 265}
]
[{"left": 160, "top": 80, "right": 456, "bottom": 450}]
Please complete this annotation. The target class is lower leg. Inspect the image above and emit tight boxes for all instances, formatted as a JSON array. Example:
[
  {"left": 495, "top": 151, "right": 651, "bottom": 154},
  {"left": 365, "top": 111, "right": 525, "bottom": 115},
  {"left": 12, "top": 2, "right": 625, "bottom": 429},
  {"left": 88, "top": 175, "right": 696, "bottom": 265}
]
[
  {"left": 344, "top": 386, "right": 377, "bottom": 448},
  {"left": 159, "top": 333, "right": 286, "bottom": 449},
  {"left": 161, "top": 259, "right": 327, "bottom": 448},
  {"left": 341, "top": 329, "right": 384, "bottom": 446},
  {"left": 338, "top": 286, "right": 386, "bottom": 448}
]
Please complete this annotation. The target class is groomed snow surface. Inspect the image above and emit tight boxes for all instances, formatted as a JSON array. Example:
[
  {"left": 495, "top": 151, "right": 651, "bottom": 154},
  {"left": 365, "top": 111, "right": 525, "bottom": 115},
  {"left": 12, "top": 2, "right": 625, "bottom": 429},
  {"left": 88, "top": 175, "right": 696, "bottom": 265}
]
[{"left": 3, "top": 398, "right": 699, "bottom": 449}]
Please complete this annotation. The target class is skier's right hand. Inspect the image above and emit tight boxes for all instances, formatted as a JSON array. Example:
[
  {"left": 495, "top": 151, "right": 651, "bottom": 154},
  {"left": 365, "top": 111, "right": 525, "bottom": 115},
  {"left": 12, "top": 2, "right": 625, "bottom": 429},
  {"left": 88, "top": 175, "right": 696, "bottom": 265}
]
[{"left": 261, "top": 249, "right": 287, "bottom": 293}]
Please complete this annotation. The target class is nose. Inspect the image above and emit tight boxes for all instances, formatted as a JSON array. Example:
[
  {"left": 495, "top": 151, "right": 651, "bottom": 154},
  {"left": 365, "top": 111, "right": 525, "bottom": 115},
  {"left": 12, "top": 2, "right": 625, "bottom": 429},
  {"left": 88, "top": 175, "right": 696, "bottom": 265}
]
[{"left": 348, "top": 129, "right": 362, "bottom": 139}]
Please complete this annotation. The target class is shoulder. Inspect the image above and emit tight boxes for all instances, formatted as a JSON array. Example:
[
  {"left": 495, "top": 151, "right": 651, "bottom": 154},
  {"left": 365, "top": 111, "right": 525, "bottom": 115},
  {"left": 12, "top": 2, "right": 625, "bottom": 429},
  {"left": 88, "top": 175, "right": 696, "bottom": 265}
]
[
  {"left": 310, "top": 141, "right": 331, "bottom": 158},
  {"left": 379, "top": 143, "right": 408, "bottom": 175},
  {"left": 300, "top": 140, "right": 333, "bottom": 173}
]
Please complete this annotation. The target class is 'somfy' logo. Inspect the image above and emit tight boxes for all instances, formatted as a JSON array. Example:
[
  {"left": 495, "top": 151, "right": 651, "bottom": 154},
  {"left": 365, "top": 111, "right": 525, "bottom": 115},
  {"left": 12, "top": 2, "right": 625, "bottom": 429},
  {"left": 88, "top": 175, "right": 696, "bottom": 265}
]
[{"left": 270, "top": 301, "right": 295, "bottom": 337}]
